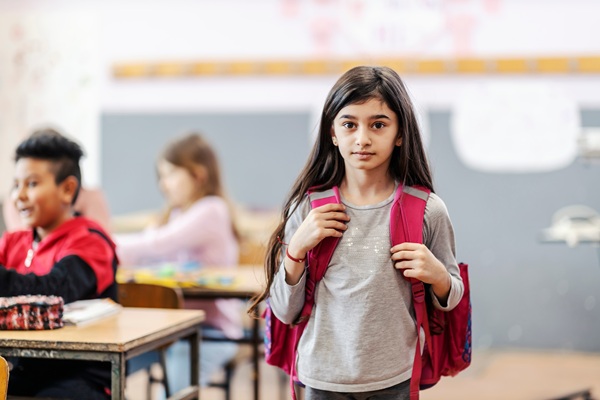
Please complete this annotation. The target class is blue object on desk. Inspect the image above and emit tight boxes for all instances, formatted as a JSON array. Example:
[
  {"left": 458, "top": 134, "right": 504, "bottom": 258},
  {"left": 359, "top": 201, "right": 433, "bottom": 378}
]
[
  {"left": 218, "top": 276, "right": 234, "bottom": 286},
  {"left": 154, "top": 261, "right": 201, "bottom": 278},
  {"left": 197, "top": 277, "right": 209, "bottom": 286},
  {"left": 181, "top": 260, "right": 202, "bottom": 272},
  {"left": 196, "top": 275, "right": 234, "bottom": 287}
]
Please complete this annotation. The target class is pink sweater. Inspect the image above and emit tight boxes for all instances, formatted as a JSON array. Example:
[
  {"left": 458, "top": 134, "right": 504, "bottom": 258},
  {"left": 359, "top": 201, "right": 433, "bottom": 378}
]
[{"left": 115, "top": 196, "right": 242, "bottom": 338}]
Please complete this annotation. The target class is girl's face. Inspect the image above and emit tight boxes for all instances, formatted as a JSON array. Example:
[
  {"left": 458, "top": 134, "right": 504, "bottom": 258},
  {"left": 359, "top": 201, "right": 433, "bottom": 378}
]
[
  {"left": 157, "top": 159, "right": 202, "bottom": 210},
  {"left": 331, "top": 97, "right": 401, "bottom": 176}
]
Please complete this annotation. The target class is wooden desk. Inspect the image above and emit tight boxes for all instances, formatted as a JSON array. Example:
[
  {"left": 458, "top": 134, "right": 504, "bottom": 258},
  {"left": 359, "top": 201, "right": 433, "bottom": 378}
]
[
  {"left": 118, "top": 265, "right": 265, "bottom": 400},
  {"left": 0, "top": 308, "right": 204, "bottom": 400}
]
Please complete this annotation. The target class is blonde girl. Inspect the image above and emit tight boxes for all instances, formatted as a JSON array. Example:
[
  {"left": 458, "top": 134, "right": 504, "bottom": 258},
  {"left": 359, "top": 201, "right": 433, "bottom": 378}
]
[{"left": 116, "top": 132, "right": 241, "bottom": 388}]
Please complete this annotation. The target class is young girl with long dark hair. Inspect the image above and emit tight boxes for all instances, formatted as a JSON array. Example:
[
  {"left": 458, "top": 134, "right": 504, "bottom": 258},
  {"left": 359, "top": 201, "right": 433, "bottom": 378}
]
[{"left": 249, "top": 66, "right": 464, "bottom": 400}]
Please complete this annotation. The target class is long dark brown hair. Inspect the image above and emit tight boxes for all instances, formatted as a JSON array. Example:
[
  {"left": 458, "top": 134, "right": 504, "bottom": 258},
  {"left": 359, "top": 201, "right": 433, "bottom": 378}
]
[{"left": 248, "top": 66, "right": 434, "bottom": 317}]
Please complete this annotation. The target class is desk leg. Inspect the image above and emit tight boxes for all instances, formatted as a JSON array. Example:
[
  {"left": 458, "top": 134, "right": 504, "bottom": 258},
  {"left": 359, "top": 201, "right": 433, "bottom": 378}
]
[
  {"left": 191, "top": 328, "right": 200, "bottom": 399},
  {"left": 252, "top": 317, "right": 260, "bottom": 400},
  {"left": 111, "top": 353, "right": 126, "bottom": 400}
]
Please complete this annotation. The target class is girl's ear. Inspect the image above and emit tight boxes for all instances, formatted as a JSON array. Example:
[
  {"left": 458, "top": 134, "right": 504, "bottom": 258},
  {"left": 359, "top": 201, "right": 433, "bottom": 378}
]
[
  {"left": 191, "top": 165, "right": 208, "bottom": 185},
  {"left": 60, "top": 176, "right": 79, "bottom": 206},
  {"left": 330, "top": 128, "right": 338, "bottom": 146},
  {"left": 396, "top": 137, "right": 403, "bottom": 146}
]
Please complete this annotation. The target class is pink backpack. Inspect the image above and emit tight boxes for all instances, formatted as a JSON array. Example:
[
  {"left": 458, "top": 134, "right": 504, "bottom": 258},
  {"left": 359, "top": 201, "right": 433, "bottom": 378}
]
[
  {"left": 390, "top": 186, "right": 472, "bottom": 399},
  {"left": 263, "top": 185, "right": 471, "bottom": 400}
]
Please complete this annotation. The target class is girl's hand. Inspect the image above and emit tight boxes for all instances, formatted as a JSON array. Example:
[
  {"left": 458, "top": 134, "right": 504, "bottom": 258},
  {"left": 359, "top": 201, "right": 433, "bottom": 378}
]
[
  {"left": 391, "top": 242, "right": 451, "bottom": 302},
  {"left": 283, "top": 203, "right": 349, "bottom": 285},
  {"left": 287, "top": 203, "right": 349, "bottom": 261}
]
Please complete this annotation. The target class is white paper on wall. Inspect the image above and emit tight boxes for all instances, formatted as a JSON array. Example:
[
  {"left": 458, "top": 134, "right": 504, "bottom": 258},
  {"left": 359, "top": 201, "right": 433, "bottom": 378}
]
[
  {"left": 0, "top": 12, "right": 100, "bottom": 197},
  {"left": 450, "top": 81, "right": 580, "bottom": 173}
]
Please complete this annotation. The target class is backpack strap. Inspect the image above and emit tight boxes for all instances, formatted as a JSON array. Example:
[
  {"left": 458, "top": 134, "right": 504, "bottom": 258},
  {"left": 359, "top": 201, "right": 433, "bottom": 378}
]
[
  {"left": 390, "top": 184, "right": 431, "bottom": 400},
  {"left": 288, "top": 186, "right": 342, "bottom": 399},
  {"left": 294, "top": 186, "right": 341, "bottom": 322}
]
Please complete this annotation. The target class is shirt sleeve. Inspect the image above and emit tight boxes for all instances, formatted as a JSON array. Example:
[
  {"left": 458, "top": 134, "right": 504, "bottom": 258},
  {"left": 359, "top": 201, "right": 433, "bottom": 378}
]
[
  {"left": 0, "top": 255, "right": 99, "bottom": 304},
  {"left": 268, "top": 199, "right": 310, "bottom": 325},
  {"left": 64, "top": 230, "right": 117, "bottom": 295},
  {"left": 423, "top": 193, "right": 464, "bottom": 311},
  {"left": 115, "top": 198, "right": 230, "bottom": 265}
]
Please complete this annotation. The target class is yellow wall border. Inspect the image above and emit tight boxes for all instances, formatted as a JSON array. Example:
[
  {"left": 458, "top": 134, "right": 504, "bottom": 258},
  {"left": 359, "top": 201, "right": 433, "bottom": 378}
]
[{"left": 113, "top": 56, "right": 600, "bottom": 78}]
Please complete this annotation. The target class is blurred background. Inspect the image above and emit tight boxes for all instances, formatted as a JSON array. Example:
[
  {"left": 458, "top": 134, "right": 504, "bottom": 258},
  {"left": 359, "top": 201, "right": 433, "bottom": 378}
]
[{"left": 1, "top": 0, "right": 599, "bottom": 398}]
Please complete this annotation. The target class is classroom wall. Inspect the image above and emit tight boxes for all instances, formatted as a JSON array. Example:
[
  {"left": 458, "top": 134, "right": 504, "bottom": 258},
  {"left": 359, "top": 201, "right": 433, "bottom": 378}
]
[
  {"left": 429, "top": 108, "right": 600, "bottom": 352},
  {"left": 3, "top": 0, "right": 600, "bottom": 192},
  {"left": 101, "top": 112, "right": 312, "bottom": 214},
  {"left": 2, "top": 0, "right": 600, "bottom": 353}
]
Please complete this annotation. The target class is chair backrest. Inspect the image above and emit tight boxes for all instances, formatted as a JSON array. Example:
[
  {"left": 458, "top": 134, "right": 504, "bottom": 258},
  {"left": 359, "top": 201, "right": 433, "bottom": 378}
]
[
  {"left": 238, "top": 238, "right": 267, "bottom": 265},
  {"left": 0, "top": 355, "right": 9, "bottom": 400},
  {"left": 118, "top": 282, "right": 184, "bottom": 309}
]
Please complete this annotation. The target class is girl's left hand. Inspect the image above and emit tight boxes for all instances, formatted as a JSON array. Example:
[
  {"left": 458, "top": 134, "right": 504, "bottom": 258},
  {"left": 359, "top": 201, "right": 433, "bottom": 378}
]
[{"left": 391, "top": 242, "right": 451, "bottom": 299}]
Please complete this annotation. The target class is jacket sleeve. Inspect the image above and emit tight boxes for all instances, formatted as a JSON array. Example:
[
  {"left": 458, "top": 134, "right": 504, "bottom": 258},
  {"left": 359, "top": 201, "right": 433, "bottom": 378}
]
[
  {"left": 0, "top": 256, "right": 99, "bottom": 304},
  {"left": 269, "top": 200, "right": 310, "bottom": 324},
  {"left": 423, "top": 193, "right": 464, "bottom": 311}
]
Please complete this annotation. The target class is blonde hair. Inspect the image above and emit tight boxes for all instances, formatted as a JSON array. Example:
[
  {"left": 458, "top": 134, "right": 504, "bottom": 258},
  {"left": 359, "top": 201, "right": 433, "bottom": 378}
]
[{"left": 156, "top": 132, "right": 239, "bottom": 239}]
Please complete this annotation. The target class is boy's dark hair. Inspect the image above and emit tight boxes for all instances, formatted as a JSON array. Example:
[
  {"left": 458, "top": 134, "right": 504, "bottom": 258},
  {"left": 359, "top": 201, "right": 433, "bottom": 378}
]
[{"left": 15, "top": 128, "right": 84, "bottom": 204}]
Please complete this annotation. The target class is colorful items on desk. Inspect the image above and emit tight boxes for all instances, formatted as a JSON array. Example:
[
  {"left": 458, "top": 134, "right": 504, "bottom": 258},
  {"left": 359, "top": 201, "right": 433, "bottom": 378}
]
[
  {"left": 196, "top": 274, "right": 235, "bottom": 287},
  {"left": 117, "top": 261, "right": 239, "bottom": 289}
]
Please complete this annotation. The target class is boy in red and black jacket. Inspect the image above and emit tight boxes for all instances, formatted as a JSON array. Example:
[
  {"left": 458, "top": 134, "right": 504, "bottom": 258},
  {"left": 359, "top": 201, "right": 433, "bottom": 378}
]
[{"left": 0, "top": 131, "right": 118, "bottom": 399}]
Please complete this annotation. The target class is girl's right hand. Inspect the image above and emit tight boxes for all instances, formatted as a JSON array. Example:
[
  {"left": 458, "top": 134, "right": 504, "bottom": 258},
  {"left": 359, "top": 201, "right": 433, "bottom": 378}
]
[{"left": 287, "top": 203, "right": 349, "bottom": 263}]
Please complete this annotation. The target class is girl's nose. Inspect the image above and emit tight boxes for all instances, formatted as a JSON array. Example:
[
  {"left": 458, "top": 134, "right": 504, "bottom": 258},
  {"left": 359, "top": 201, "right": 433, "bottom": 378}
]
[{"left": 355, "top": 127, "right": 371, "bottom": 147}]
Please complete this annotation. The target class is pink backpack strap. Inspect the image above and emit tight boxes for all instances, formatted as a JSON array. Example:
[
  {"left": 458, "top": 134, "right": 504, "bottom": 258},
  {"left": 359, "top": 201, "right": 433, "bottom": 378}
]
[
  {"left": 390, "top": 184, "right": 431, "bottom": 400},
  {"left": 288, "top": 186, "right": 342, "bottom": 399}
]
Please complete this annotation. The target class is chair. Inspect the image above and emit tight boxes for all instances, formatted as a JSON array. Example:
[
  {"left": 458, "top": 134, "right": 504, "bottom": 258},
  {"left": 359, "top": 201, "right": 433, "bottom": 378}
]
[
  {"left": 0, "top": 356, "right": 8, "bottom": 400},
  {"left": 206, "top": 332, "right": 254, "bottom": 400},
  {"left": 118, "top": 282, "right": 183, "bottom": 399},
  {"left": 206, "top": 302, "right": 267, "bottom": 400}
]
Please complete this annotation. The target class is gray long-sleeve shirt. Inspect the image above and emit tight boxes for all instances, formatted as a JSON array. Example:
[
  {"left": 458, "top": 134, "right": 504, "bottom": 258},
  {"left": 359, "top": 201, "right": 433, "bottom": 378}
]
[{"left": 270, "top": 188, "right": 464, "bottom": 393}]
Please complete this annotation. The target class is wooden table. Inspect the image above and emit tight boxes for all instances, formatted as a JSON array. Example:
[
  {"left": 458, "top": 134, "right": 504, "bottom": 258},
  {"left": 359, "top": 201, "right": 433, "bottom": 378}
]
[
  {"left": 0, "top": 308, "right": 204, "bottom": 400},
  {"left": 118, "top": 265, "right": 265, "bottom": 400}
]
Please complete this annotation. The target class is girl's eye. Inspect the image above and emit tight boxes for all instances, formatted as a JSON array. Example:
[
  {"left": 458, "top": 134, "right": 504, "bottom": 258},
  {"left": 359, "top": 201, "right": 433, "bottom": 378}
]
[
  {"left": 373, "top": 122, "right": 385, "bottom": 129},
  {"left": 342, "top": 122, "right": 356, "bottom": 129},
  {"left": 27, "top": 181, "right": 38, "bottom": 188}
]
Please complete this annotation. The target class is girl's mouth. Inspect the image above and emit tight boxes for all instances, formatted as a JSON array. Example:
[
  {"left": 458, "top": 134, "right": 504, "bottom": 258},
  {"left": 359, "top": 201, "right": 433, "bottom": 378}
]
[{"left": 353, "top": 152, "right": 374, "bottom": 160}]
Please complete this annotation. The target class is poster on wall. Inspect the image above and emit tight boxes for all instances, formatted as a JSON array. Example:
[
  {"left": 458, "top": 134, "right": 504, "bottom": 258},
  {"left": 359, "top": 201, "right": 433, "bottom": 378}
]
[{"left": 0, "top": 12, "right": 100, "bottom": 197}]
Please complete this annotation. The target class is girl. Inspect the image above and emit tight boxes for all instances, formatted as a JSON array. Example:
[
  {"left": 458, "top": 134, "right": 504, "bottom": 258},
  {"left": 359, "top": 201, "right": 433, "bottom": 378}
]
[
  {"left": 115, "top": 132, "right": 242, "bottom": 389},
  {"left": 249, "top": 66, "right": 464, "bottom": 400}
]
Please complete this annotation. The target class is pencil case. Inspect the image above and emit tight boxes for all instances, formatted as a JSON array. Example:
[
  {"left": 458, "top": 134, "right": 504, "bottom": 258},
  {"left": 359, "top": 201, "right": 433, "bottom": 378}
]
[{"left": 0, "top": 295, "right": 64, "bottom": 330}]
